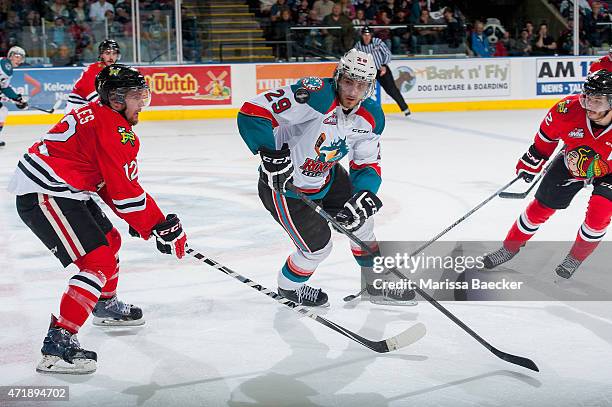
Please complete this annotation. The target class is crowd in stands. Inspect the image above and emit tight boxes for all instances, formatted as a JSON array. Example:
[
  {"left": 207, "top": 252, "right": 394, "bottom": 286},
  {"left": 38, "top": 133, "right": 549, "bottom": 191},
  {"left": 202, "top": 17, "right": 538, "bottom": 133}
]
[
  {"left": 0, "top": 0, "right": 176, "bottom": 65},
  {"left": 252, "top": 0, "right": 611, "bottom": 59}
]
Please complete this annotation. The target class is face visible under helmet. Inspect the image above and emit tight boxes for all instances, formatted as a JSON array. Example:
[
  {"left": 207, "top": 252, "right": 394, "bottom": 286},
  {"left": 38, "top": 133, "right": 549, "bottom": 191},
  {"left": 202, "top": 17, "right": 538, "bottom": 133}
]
[
  {"left": 98, "top": 39, "right": 121, "bottom": 61},
  {"left": 333, "top": 48, "right": 377, "bottom": 101}
]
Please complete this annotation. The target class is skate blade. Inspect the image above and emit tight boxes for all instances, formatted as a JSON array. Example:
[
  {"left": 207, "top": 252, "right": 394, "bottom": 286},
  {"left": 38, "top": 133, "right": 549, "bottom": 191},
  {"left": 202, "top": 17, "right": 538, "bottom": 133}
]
[
  {"left": 369, "top": 298, "right": 418, "bottom": 306},
  {"left": 93, "top": 316, "right": 145, "bottom": 327},
  {"left": 36, "top": 355, "right": 96, "bottom": 375}
]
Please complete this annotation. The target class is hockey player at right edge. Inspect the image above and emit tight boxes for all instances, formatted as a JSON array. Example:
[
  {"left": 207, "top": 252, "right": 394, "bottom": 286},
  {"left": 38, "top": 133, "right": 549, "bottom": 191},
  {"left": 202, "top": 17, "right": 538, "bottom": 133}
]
[
  {"left": 483, "top": 70, "right": 612, "bottom": 279},
  {"left": 237, "top": 49, "right": 415, "bottom": 306}
]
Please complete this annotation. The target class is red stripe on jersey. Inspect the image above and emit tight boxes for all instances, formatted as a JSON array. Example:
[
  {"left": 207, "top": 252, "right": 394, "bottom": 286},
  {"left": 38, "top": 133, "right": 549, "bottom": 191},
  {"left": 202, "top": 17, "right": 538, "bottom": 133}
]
[
  {"left": 350, "top": 160, "right": 381, "bottom": 177},
  {"left": 41, "top": 194, "right": 82, "bottom": 260},
  {"left": 240, "top": 102, "right": 279, "bottom": 127},
  {"left": 295, "top": 171, "right": 333, "bottom": 194},
  {"left": 326, "top": 97, "right": 339, "bottom": 114},
  {"left": 356, "top": 106, "right": 376, "bottom": 130}
]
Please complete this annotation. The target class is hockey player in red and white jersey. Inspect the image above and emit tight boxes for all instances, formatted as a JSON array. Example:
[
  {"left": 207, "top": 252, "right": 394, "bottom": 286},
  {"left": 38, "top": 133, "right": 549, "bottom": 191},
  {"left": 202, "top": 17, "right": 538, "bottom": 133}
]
[
  {"left": 483, "top": 70, "right": 612, "bottom": 279},
  {"left": 8, "top": 64, "right": 188, "bottom": 374},
  {"left": 64, "top": 39, "right": 120, "bottom": 113},
  {"left": 589, "top": 47, "right": 612, "bottom": 73},
  {"left": 237, "top": 49, "right": 415, "bottom": 306}
]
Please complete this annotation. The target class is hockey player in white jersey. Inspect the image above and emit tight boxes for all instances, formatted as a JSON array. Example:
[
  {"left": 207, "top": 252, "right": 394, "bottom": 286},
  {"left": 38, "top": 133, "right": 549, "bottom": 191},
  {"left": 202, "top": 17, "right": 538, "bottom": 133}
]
[
  {"left": 0, "top": 46, "right": 28, "bottom": 147},
  {"left": 237, "top": 49, "right": 414, "bottom": 306}
]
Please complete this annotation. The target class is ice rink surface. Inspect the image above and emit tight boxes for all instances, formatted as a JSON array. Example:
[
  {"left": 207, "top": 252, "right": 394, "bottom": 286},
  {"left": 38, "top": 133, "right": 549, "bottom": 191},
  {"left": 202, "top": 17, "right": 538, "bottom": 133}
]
[{"left": 1, "top": 110, "right": 611, "bottom": 406}]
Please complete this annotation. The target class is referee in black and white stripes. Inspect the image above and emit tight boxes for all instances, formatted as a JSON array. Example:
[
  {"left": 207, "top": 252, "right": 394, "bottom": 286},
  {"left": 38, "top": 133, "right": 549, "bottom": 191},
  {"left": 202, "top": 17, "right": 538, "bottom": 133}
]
[{"left": 354, "top": 26, "right": 411, "bottom": 116}]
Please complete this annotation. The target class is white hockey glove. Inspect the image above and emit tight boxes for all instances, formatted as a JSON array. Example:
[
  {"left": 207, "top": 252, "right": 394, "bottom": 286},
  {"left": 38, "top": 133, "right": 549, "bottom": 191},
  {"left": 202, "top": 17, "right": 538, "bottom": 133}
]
[{"left": 335, "top": 190, "right": 383, "bottom": 232}]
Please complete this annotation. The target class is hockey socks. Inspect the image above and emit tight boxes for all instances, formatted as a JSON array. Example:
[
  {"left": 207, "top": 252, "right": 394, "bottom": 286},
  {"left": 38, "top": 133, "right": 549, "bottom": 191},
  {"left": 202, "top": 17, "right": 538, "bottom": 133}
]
[{"left": 504, "top": 199, "right": 556, "bottom": 252}]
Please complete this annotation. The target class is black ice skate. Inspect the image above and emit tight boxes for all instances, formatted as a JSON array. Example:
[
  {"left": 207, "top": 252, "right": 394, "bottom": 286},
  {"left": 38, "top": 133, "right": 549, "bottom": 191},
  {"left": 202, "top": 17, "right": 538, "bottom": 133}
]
[
  {"left": 0, "top": 140, "right": 5, "bottom": 147},
  {"left": 92, "top": 295, "right": 144, "bottom": 326},
  {"left": 483, "top": 246, "right": 519, "bottom": 269},
  {"left": 366, "top": 284, "right": 417, "bottom": 306},
  {"left": 555, "top": 254, "right": 583, "bottom": 279},
  {"left": 36, "top": 315, "right": 97, "bottom": 374},
  {"left": 278, "top": 285, "right": 329, "bottom": 307}
]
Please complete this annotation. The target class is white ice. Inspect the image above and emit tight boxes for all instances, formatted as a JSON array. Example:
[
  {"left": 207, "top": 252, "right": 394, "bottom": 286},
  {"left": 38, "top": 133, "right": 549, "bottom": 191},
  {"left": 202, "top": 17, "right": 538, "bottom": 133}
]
[{"left": 1, "top": 110, "right": 611, "bottom": 407}]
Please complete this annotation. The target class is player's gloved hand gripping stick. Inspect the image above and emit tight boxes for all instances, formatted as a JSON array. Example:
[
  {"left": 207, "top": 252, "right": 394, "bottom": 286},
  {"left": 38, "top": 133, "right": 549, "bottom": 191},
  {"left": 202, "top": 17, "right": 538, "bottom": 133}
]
[{"left": 287, "top": 183, "right": 539, "bottom": 372}]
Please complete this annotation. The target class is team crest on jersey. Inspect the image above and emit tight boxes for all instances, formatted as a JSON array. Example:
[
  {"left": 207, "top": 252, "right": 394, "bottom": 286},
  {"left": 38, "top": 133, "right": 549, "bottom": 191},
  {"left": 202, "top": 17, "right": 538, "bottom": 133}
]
[
  {"left": 300, "top": 77, "right": 323, "bottom": 91},
  {"left": 556, "top": 100, "right": 570, "bottom": 114},
  {"left": 299, "top": 133, "right": 349, "bottom": 177},
  {"left": 323, "top": 112, "right": 337, "bottom": 125},
  {"left": 568, "top": 128, "right": 584, "bottom": 139},
  {"left": 565, "top": 146, "right": 609, "bottom": 178},
  {"left": 118, "top": 126, "right": 136, "bottom": 146}
]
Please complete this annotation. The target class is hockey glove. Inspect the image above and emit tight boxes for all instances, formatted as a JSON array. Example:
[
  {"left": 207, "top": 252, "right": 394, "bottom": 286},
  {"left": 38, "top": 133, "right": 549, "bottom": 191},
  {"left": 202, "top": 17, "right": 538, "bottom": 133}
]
[
  {"left": 335, "top": 190, "right": 383, "bottom": 232},
  {"left": 152, "top": 214, "right": 187, "bottom": 259},
  {"left": 128, "top": 226, "right": 140, "bottom": 238},
  {"left": 14, "top": 95, "right": 28, "bottom": 110},
  {"left": 516, "top": 144, "right": 547, "bottom": 183},
  {"left": 260, "top": 147, "right": 293, "bottom": 193}
]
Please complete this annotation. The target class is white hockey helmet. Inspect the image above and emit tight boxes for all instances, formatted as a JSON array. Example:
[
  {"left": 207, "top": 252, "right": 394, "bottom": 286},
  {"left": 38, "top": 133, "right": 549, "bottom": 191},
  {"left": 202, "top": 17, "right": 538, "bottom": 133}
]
[
  {"left": 334, "top": 49, "right": 377, "bottom": 100},
  {"left": 8, "top": 46, "right": 26, "bottom": 59}
]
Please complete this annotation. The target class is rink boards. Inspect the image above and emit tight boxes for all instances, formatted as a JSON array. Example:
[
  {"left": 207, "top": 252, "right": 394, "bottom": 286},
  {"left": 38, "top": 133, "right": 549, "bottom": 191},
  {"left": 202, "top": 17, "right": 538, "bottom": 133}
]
[{"left": 6, "top": 55, "right": 599, "bottom": 124}]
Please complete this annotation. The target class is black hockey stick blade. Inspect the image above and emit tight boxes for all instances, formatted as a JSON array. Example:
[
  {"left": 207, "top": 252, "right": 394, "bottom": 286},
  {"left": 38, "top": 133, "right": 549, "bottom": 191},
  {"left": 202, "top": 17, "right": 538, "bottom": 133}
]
[
  {"left": 498, "top": 174, "right": 542, "bottom": 199},
  {"left": 491, "top": 347, "right": 539, "bottom": 372},
  {"left": 186, "top": 248, "right": 426, "bottom": 353}
]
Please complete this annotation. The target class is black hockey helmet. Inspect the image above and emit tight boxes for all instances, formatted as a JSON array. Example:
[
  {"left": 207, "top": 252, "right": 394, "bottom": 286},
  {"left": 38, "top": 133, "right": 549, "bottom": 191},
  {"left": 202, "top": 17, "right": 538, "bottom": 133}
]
[
  {"left": 361, "top": 25, "right": 372, "bottom": 35},
  {"left": 96, "top": 64, "right": 150, "bottom": 108},
  {"left": 583, "top": 69, "right": 612, "bottom": 95},
  {"left": 581, "top": 70, "right": 612, "bottom": 112},
  {"left": 98, "top": 39, "right": 121, "bottom": 57}
]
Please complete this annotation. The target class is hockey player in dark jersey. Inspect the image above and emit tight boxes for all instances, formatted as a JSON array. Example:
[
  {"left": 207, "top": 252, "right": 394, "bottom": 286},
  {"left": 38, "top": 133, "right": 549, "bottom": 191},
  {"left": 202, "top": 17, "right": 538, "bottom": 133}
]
[
  {"left": 7, "top": 64, "right": 188, "bottom": 374},
  {"left": 484, "top": 70, "right": 612, "bottom": 279},
  {"left": 237, "top": 49, "right": 415, "bottom": 306}
]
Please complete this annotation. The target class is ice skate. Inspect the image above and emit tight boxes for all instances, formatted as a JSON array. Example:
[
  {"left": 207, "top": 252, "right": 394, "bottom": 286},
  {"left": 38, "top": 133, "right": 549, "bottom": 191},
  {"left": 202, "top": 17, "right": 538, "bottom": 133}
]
[
  {"left": 483, "top": 246, "right": 519, "bottom": 269},
  {"left": 36, "top": 315, "right": 97, "bottom": 374},
  {"left": 92, "top": 295, "right": 144, "bottom": 326},
  {"left": 555, "top": 254, "right": 582, "bottom": 280},
  {"left": 278, "top": 285, "right": 329, "bottom": 307},
  {"left": 366, "top": 284, "right": 417, "bottom": 306}
]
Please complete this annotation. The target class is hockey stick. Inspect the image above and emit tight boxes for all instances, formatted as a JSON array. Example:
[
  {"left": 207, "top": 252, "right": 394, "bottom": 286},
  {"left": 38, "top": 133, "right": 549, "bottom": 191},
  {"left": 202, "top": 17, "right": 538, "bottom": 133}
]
[
  {"left": 288, "top": 184, "right": 539, "bottom": 372},
  {"left": 9, "top": 98, "right": 63, "bottom": 114},
  {"left": 186, "top": 247, "right": 427, "bottom": 353},
  {"left": 344, "top": 175, "right": 522, "bottom": 302},
  {"left": 498, "top": 151, "right": 562, "bottom": 199}
]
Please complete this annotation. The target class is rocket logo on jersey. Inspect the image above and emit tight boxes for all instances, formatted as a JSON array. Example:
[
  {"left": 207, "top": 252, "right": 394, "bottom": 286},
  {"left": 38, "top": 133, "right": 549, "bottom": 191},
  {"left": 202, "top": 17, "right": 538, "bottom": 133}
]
[
  {"left": 118, "top": 126, "right": 136, "bottom": 146},
  {"left": 299, "top": 133, "right": 349, "bottom": 177},
  {"left": 565, "top": 146, "right": 610, "bottom": 178}
]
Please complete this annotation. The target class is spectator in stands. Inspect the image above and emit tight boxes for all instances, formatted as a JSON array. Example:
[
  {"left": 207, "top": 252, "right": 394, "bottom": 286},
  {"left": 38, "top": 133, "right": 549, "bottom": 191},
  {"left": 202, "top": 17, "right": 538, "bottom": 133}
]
[
  {"left": 468, "top": 20, "right": 491, "bottom": 57},
  {"left": 21, "top": 10, "right": 42, "bottom": 57},
  {"left": 378, "top": 0, "right": 395, "bottom": 19},
  {"left": 509, "top": 29, "right": 532, "bottom": 56},
  {"left": 50, "top": 43, "right": 76, "bottom": 66},
  {"left": 302, "top": 9, "right": 323, "bottom": 49},
  {"left": 143, "top": 9, "right": 167, "bottom": 61},
  {"left": 273, "top": 8, "right": 293, "bottom": 60},
  {"left": 339, "top": 0, "right": 356, "bottom": 19},
  {"left": 4, "top": 11, "right": 21, "bottom": 46},
  {"left": 558, "top": 18, "right": 589, "bottom": 55},
  {"left": 313, "top": 0, "right": 335, "bottom": 21},
  {"left": 524, "top": 21, "right": 534, "bottom": 43},
  {"left": 294, "top": 0, "right": 310, "bottom": 24},
  {"left": 356, "top": 0, "right": 378, "bottom": 22},
  {"left": 352, "top": 8, "right": 367, "bottom": 32},
  {"left": 71, "top": 0, "right": 89, "bottom": 24},
  {"left": 493, "top": 31, "right": 510, "bottom": 56},
  {"left": 89, "top": 0, "right": 114, "bottom": 22},
  {"left": 49, "top": 16, "right": 73, "bottom": 49},
  {"left": 391, "top": 8, "right": 416, "bottom": 54},
  {"left": 115, "top": 6, "right": 131, "bottom": 25},
  {"left": 585, "top": 1, "right": 610, "bottom": 48},
  {"left": 270, "top": 0, "right": 287, "bottom": 22},
  {"left": 531, "top": 22, "right": 556, "bottom": 55},
  {"left": 415, "top": 9, "right": 440, "bottom": 47},
  {"left": 442, "top": 6, "right": 463, "bottom": 49},
  {"left": 48, "top": 0, "right": 70, "bottom": 21},
  {"left": 322, "top": 3, "right": 353, "bottom": 55},
  {"left": 374, "top": 10, "right": 393, "bottom": 50}
]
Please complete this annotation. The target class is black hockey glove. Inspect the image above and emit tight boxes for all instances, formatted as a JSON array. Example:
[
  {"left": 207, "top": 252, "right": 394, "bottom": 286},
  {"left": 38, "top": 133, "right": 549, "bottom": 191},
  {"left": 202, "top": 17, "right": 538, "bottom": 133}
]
[
  {"left": 335, "top": 190, "right": 383, "bottom": 232},
  {"left": 128, "top": 225, "right": 140, "bottom": 238},
  {"left": 516, "top": 144, "right": 547, "bottom": 183},
  {"left": 260, "top": 147, "right": 293, "bottom": 193},
  {"left": 152, "top": 214, "right": 188, "bottom": 259},
  {"left": 14, "top": 95, "right": 28, "bottom": 110}
]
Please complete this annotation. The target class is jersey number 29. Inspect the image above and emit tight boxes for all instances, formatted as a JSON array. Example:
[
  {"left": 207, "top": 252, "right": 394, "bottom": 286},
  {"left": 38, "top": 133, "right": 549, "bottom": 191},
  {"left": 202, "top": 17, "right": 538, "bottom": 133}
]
[{"left": 264, "top": 89, "right": 291, "bottom": 114}]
